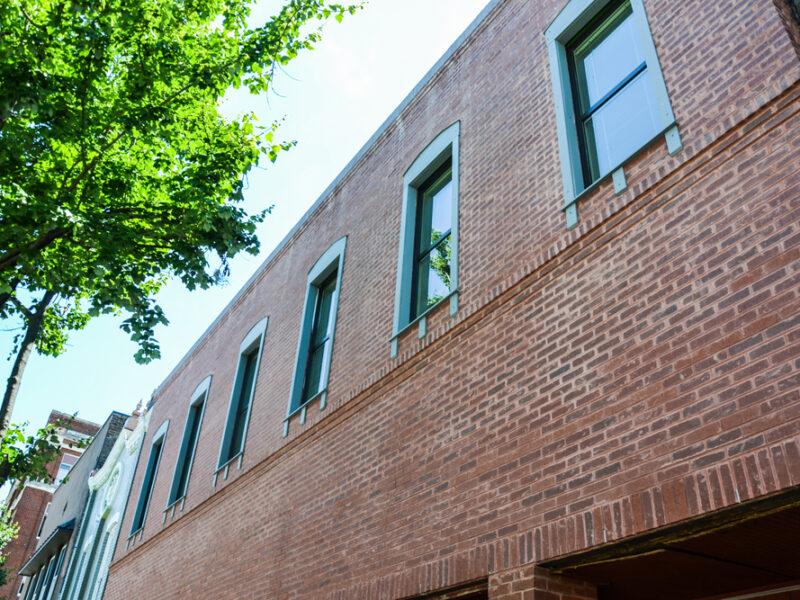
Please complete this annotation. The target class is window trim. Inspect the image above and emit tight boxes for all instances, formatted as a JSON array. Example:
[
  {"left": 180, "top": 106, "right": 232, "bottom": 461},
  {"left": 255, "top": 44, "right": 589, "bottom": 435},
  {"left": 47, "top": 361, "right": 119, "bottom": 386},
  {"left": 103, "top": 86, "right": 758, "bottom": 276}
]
[
  {"left": 216, "top": 318, "right": 268, "bottom": 472},
  {"left": 285, "top": 236, "right": 347, "bottom": 435},
  {"left": 392, "top": 121, "right": 461, "bottom": 357},
  {"left": 129, "top": 419, "right": 169, "bottom": 537},
  {"left": 35, "top": 502, "right": 50, "bottom": 539},
  {"left": 545, "top": 0, "right": 682, "bottom": 229},
  {"left": 166, "top": 375, "right": 210, "bottom": 510}
]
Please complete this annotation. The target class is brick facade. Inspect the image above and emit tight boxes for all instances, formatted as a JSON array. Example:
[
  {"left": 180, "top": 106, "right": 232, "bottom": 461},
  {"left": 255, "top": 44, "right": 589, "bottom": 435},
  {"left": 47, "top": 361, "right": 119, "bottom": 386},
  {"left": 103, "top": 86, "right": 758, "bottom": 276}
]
[{"left": 105, "top": 0, "right": 800, "bottom": 598}]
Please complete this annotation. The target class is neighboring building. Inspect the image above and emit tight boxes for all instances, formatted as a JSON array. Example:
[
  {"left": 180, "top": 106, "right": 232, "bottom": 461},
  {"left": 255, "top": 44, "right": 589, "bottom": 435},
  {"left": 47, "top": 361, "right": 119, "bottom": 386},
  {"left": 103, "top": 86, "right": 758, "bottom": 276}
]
[
  {"left": 15, "top": 412, "right": 129, "bottom": 600},
  {"left": 106, "top": 1, "right": 800, "bottom": 599},
  {"left": 56, "top": 407, "right": 149, "bottom": 600},
  {"left": 1, "top": 412, "right": 99, "bottom": 599}
]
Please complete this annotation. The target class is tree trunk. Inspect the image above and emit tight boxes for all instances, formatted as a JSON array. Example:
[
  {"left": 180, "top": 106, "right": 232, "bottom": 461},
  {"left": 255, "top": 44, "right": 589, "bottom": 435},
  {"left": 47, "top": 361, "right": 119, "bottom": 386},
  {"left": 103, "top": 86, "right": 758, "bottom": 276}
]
[{"left": 0, "top": 290, "right": 55, "bottom": 441}]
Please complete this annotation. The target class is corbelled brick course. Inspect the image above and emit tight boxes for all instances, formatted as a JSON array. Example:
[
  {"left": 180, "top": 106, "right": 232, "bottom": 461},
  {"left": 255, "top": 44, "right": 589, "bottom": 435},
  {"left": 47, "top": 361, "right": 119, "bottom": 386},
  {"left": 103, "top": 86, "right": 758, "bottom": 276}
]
[{"left": 105, "top": 0, "right": 800, "bottom": 598}]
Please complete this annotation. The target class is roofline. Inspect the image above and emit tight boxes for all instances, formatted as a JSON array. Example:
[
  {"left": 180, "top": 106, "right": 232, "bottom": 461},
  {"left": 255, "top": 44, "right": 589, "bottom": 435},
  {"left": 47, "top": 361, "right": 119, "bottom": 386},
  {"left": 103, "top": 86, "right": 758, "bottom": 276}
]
[{"left": 152, "top": 0, "right": 501, "bottom": 399}]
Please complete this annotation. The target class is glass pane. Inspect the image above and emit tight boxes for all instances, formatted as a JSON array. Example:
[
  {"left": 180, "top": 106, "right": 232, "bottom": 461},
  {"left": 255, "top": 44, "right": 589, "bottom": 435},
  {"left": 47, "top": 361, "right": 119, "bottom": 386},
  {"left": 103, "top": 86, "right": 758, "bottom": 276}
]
[
  {"left": 574, "top": 6, "right": 643, "bottom": 111},
  {"left": 584, "top": 70, "right": 660, "bottom": 177},
  {"left": 237, "top": 352, "right": 257, "bottom": 416},
  {"left": 303, "top": 343, "right": 326, "bottom": 401},
  {"left": 175, "top": 401, "right": 202, "bottom": 499},
  {"left": 427, "top": 179, "right": 452, "bottom": 248},
  {"left": 415, "top": 234, "right": 451, "bottom": 316},
  {"left": 311, "top": 278, "right": 336, "bottom": 347},
  {"left": 229, "top": 352, "right": 257, "bottom": 457},
  {"left": 418, "top": 169, "right": 452, "bottom": 253}
]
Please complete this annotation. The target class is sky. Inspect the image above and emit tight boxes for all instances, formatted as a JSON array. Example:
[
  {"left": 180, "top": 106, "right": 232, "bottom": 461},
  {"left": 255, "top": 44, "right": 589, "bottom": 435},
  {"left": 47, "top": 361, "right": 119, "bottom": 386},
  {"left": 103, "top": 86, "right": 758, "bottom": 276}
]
[{"left": 0, "top": 0, "right": 491, "bottom": 433}]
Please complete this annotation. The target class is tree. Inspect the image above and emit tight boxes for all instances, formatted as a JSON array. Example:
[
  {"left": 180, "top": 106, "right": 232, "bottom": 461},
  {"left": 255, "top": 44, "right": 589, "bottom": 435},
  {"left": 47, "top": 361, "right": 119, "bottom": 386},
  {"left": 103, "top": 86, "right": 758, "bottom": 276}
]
[
  {"left": 0, "top": 0, "right": 359, "bottom": 437},
  {"left": 0, "top": 422, "right": 70, "bottom": 488},
  {"left": 0, "top": 418, "right": 83, "bottom": 587}
]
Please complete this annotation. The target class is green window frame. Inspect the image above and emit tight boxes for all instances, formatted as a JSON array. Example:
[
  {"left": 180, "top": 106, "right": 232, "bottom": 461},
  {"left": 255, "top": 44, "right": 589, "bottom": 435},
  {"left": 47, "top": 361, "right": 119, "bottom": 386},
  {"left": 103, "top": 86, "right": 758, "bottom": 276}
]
[
  {"left": 42, "top": 544, "right": 65, "bottom": 600},
  {"left": 129, "top": 419, "right": 169, "bottom": 536},
  {"left": 392, "top": 122, "right": 460, "bottom": 357},
  {"left": 167, "top": 375, "right": 210, "bottom": 508},
  {"left": 546, "top": 0, "right": 682, "bottom": 229},
  {"left": 217, "top": 317, "right": 267, "bottom": 472},
  {"left": 285, "top": 236, "right": 347, "bottom": 435}
]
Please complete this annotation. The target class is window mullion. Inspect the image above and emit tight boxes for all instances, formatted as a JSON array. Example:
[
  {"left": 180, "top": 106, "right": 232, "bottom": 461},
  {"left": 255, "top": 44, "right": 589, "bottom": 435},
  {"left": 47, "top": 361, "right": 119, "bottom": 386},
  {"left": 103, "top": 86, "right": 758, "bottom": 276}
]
[{"left": 581, "top": 60, "right": 646, "bottom": 120}]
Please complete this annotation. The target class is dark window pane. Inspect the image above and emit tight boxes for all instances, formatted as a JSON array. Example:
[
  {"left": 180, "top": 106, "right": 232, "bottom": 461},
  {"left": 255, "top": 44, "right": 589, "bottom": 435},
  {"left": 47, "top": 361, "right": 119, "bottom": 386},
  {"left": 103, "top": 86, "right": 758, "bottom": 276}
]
[
  {"left": 132, "top": 439, "right": 163, "bottom": 533},
  {"left": 311, "top": 277, "right": 336, "bottom": 348},
  {"left": 302, "top": 271, "right": 338, "bottom": 404},
  {"left": 227, "top": 350, "right": 257, "bottom": 459},
  {"left": 303, "top": 344, "right": 326, "bottom": 402},
  {"left": 172, "top": 398, "right": 203, "bottom": 502}
]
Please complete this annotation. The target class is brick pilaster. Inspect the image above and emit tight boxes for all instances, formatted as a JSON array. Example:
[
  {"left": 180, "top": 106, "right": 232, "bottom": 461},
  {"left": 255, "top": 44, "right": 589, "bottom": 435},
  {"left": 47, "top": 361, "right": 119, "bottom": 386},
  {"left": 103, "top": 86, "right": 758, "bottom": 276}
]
[{"left": 489, "top": 566, "right": 597, "bottom": 600}]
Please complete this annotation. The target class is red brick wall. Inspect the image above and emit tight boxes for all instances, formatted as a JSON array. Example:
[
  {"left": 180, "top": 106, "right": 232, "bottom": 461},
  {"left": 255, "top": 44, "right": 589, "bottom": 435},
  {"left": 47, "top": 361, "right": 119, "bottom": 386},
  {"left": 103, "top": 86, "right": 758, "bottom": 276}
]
[
  {"left": 0, "top": 487, "right": 51, "bottom": 598},
  {"left": 106, "top": 0, "right": 800, "bottom": 598},
  {"left": 490, "top": 567, "right": 597, "bottom": 600}
]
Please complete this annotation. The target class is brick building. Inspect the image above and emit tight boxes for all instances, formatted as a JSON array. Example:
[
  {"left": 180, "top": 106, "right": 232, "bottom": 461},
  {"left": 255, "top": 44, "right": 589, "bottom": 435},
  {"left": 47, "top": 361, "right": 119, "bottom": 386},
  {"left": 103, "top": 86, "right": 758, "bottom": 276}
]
[
  {"left": 1, "top": 412, "right": 99, "bottom": 599},
  {"left": 16, "top": 411, "right": 131, "bottom": 600},
  {"left": 105, "top": 1, "right": 800, "bottom": 599}
]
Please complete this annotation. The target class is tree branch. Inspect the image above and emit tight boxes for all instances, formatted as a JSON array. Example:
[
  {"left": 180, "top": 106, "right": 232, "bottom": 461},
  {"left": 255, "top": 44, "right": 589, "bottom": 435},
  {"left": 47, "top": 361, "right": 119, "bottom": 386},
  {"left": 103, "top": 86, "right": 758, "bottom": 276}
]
[
  {"left": 8, "top": 296, "right": 32, "bottom": 320},
  {"left": 0, "top": 226, "right": 71, "bottom": 272},
  {"left": 0, "top": 289, "right": 56, "bottom": 440}
]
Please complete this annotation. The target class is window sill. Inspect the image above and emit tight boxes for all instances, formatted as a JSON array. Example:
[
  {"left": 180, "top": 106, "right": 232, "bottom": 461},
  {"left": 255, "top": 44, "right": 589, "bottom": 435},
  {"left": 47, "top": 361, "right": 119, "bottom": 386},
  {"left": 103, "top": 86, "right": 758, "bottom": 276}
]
[
  {"left": 126, "top": 527, "right": 144, "bottom": 550},
  {"left": 390, "top": 289, "right": 459, "bottom": 358},
  {"left": 563, "top": 123, "right": 681, "bottom": 229},
  {"left": 283, "top": 389, "right": 327, "bottom": 437},
  {"left": 163, "top": 496, "right": 186, "bottom": 522},
  {"left": 213, "top": 452, "right": 243, "bottom": 486}
]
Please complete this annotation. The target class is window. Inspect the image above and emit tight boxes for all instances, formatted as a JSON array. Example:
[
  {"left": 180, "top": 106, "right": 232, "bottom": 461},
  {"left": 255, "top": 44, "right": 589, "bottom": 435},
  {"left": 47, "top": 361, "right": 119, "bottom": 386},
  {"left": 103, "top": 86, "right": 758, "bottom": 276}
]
[
  {"left": 546, "top": 0, "right": 681, "bottom": 229},
  {"left": 42, "top": 545, "right": 65, "bottom": 600},
  {"left": 130, "top": 420, "right": 168, "bottom": 535},
  {"left": 168, "top": 376, "right": 210, "bottom": 506},
  {"left": 36, "top": 503, "right": 49, "bottom": 538},
  {"left": 218, "top": 318, "right": 267, "bottom": 469},
  {"left": 286, "top": 237, "right": 346, "bottom": 433},
  {"left": 412, "top": 163, "right": 453, "bottom": 320},
  {"left": 392, "top": 122, "right": 460, "bottom": 356},
  {"left": 82, "top": 519, "right": 117, "bottom": 600},
  {"left": 301, "top": 270, "right": 337, "bottom": 404},
  {"left": 55, "top": 454, "right": 77, "bottom": 485}
]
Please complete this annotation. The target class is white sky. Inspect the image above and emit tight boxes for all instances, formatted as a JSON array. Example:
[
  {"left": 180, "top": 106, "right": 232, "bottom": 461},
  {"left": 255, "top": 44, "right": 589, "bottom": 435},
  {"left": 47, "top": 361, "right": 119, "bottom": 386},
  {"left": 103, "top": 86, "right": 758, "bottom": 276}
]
[{"left": 0, "top": 0, "right": 491, "bottom": 432}]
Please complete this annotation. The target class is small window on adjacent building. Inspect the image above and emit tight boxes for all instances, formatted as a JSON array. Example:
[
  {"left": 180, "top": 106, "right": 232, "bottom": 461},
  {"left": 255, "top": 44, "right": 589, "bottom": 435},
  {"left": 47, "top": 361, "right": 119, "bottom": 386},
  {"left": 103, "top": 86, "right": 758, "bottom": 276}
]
[
  {"left": 130, "top": 421, "right": 168, "bottom": 535},
  {"left": 286, "top": 237, "right": 346, "bottom": 430},
  {"left": 168, "top": 376, "right": 210, "bottom": 506},
  {"left": 392, "top": 122, "right": 460, "bottom": 355},
  {"left": 55, "top": 454, "right": 77, "bottom": 485},
  {"left": 218, "top": 318, "right": 267, "bottom": 469},
  {"left": 546, "top": 0, "right": 681, "bottom": 229},
  {"left": 36, "top": 503, "right": 50, "bottom": 538}
]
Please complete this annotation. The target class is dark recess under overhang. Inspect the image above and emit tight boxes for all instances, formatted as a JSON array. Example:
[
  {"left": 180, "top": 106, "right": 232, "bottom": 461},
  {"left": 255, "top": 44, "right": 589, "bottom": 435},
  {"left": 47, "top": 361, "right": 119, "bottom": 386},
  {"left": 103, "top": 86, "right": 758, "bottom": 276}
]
[{"left": 538, "top": 487, "right": 800, "bottom": 600}]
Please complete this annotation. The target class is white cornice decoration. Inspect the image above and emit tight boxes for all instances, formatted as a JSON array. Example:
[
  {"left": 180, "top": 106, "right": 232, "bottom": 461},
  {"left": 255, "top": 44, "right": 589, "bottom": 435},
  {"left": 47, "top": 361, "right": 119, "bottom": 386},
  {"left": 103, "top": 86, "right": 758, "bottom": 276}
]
[
  {"left": 88, "top": 410, "right": 150, "bottom": 491},
  {"left": 125, "top": 409, "right": 151, "bottom": 455}
]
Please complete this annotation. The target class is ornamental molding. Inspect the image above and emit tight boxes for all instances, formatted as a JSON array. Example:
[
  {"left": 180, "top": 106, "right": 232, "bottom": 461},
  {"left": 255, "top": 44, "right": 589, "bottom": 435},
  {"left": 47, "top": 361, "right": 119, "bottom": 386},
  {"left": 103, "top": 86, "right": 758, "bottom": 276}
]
[{"left": 88, "top": 410, "right": 150, "bottom": 491}]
